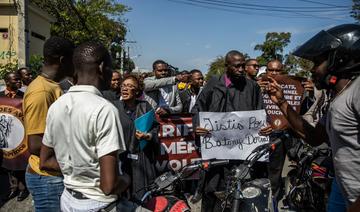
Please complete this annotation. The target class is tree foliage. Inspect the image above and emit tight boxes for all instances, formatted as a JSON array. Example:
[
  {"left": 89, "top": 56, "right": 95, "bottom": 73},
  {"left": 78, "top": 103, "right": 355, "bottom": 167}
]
[
  {"left": 29, "top": 55, "right": 44, "bottom": 76},
  {"left": 284, "top": 54, "right": 313, "bottom": 77},
  {"left": 351, "top": 0, "right": 360, "bottom": 21},
  {"left": 206, "top": 56, "right": 225, "bottom": 80},
  {"left": 31, "top": 0, "right": 129, "bottom": 46},
  {"left": 254, "top": 32, "right": 291, "bottom": 66},
  {"left": 0, "top": 55, "right": 44, "bottom": 80},
  {"left": 0, "top": 59, "right": 18, "bottom": 79}
]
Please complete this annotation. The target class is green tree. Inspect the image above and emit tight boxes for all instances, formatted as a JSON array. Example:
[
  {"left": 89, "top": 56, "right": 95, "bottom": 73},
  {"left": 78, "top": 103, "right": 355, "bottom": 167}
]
[
  {"left": 29, "top": 55, "right": 44, "bottom": 76},
  {"left": 206, "top": 56, "right": 225, "bottom": 80},
  {"left": 351, "top": 0, "right": 360, "bottom": 21},
  {"left": 123, "top": 58, "right": 135, "bottom": 73},
  {"left": 254, "top": 32, "right": 291, "bottom": 65},
  {"left": 284, "top": 53, "right": 313, "bottom": 77},
  {"left": 0, "top": 59, "right": 18, "bottom": 79},
  {"left": 32, "top": 0, "right": 129, "bottom": 46}
]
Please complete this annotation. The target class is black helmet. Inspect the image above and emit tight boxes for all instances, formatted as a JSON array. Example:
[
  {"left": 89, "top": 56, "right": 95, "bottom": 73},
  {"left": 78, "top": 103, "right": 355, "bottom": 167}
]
[{"left": 293, "top": 24, "right": 360, "bottom": 77}]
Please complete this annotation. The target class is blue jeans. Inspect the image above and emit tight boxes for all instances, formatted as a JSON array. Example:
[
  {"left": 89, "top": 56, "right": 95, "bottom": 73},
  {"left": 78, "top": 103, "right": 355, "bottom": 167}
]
[
  {"left": 25, "top": 171, "right": 64, "bottom": 212},
  {"left": 327, "top": 178, "right": 346, "bottom": 212}
]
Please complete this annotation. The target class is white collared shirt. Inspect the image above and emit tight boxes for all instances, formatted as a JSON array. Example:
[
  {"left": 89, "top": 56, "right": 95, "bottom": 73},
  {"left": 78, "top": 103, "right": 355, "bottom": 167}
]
[
  {"left": 158, "top": 85, "right": 172, "bottom": 107},
  {"left": 42, "top": 85, "right": 126, "bottom": 203}
]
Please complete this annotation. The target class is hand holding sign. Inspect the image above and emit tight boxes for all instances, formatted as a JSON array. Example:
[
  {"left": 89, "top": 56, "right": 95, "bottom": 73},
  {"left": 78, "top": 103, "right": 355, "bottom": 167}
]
[
  {"left": 195, "top": 127, "right": 211, "bottom": 136},
  {"left": 259, "top": 124, "right": 273, "bottom": 136}
]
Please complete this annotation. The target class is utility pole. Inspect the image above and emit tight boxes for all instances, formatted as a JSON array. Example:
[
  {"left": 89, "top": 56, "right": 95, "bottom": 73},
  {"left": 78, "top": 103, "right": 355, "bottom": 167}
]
[
  {"left": 127, "top": 46, "right": 130, "bottom": 72},
  {"left": 120, "top": 41, "right": 124, "bottom": 74},
  {"left": 122, "top": 40, "right": 136, "bottom": 73}
]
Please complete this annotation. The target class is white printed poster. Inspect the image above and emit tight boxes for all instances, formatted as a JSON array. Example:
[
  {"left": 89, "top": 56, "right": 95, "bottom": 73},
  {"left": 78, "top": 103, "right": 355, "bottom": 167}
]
[{"left": 199, "top": 110, "right": 269, "bottom": 161}]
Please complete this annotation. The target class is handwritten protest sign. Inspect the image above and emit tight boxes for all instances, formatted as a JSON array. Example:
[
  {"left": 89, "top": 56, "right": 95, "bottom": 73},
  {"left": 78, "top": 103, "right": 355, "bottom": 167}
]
[
  {"left": 263, "top": 75, "right": 305, "bottom": 130},
  {"left": 199, "top": 110, "right": 269, "bottom": 161},
  {"left": 156, "top": 114, "right": 201, "bottom": 173}
]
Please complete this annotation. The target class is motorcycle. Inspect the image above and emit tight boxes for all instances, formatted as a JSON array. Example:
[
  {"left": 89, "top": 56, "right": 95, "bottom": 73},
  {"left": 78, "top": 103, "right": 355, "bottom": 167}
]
[
  {"left": 118, "top": 140, "right": 281, "bottom": 212},
  {"left": 282, "top": 142, "right": 332, "bottom": 212},
  {"left": 132, "top": 159, "right": 230, "bottom": 212},
  {"left": 214, "top": 138, "right": 282, "bottom": 212}
]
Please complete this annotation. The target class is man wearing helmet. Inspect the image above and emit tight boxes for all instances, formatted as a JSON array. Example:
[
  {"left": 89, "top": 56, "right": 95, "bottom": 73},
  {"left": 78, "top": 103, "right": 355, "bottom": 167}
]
[{"left": 266, "top": 24, "right": 360, "bottom": 210}]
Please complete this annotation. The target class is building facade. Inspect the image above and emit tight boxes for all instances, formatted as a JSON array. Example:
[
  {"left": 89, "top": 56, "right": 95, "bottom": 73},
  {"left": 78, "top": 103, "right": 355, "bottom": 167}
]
[{"left": 0, "top": 0, "right": 54, "bottom": 67}]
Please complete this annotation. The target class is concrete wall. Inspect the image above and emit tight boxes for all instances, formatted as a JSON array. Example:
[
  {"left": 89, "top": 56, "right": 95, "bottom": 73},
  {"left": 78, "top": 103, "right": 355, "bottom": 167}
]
[
  {"left": 28, "top": 3, "right": 54, "bottom": 58},
  {"left": 0, "top": 0, "right": 54, "bottom": 66},
  {"left": 0, "top": 1, "right": 19, "bottom": 66}
]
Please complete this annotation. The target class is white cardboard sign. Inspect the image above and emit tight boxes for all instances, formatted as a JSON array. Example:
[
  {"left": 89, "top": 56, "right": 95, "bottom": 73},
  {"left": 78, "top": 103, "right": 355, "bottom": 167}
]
[{"left": 199, "top": 110, "right": 269, "bottom": 161}]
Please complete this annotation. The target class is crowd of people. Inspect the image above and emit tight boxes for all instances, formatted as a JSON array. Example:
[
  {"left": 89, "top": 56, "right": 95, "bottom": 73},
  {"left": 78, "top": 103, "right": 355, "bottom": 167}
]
[{"left": 0, "top": 23, "right": 359, "bottom": 212}]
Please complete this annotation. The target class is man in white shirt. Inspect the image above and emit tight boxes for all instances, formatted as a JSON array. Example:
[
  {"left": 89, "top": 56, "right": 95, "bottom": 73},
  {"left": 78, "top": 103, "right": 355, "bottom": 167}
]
[{"left": 40, "top": 42, "right": 128, "bottom": 212}]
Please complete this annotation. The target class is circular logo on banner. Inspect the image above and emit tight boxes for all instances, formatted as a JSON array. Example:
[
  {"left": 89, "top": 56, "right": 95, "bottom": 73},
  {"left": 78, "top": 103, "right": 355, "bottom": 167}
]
[
  {"left": 274, "top": 119, "right": 282, "bottom": 127},
  {"left": 0, "top": 103, "right": 29, "bottom": 170},
  {"left": 0, "top": 113, "right": 25, "bottom": 150}
]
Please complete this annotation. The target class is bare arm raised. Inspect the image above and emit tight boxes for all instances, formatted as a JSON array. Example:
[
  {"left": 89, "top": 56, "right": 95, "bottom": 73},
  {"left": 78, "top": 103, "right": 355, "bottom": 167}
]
[{"left": 266, "top": 76, "right": 327, "bottom": 146}]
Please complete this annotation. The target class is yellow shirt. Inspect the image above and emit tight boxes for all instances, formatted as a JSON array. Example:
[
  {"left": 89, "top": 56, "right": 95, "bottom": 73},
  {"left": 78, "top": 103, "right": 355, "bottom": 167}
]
[{"left": 23, "top": 75, "right": 63, "bottom": 176}]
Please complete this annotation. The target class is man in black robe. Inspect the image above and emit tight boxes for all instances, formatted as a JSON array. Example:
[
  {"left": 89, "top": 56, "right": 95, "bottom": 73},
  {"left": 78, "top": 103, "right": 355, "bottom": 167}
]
[{"left": 192, "top": 50, "right": 265, "bottom": 212}]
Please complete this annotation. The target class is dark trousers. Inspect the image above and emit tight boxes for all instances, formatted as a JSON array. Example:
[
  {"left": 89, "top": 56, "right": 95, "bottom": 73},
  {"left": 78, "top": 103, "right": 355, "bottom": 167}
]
[
  {"left": 9, "top": 170, "right": 27, "bottom": 192},
  {"left": 268, "top": 131, "right": 295, "bottom": 202}
]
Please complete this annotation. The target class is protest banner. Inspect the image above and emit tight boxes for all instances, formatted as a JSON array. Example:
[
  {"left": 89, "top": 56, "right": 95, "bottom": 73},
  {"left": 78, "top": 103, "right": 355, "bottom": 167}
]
[
  {"left": 199, "top": 110, "right": 269, "bottom": 161},
  {"left": 156, "top": 114, "right": 201, "bottom": 173},
  {"left": 263, "top": 75, "right": 305, "bottom": 130},
  {"left": 0, "top": 96, "right": 30, "bottom": 170}
]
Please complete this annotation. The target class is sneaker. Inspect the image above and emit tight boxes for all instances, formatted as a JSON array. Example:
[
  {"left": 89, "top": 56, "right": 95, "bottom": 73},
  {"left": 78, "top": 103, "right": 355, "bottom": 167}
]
[
  {"left": 190, "top": 191, "right": 202, "bottom": 204},
  {"left": 7, "top": 190, "right": 19, "bottom": 200},
  {"left": 17, "top": 189, "right": 29, "bottom": 202}
]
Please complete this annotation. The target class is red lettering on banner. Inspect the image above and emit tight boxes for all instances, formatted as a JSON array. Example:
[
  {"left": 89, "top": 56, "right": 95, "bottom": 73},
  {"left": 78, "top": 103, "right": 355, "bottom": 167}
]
[{"left": 156, "top": 114, "right": 201, "bottom": 174}]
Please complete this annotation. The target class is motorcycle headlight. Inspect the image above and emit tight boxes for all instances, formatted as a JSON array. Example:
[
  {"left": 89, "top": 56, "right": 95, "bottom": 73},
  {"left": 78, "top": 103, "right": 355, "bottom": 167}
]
[{"left": 242, "top": 186, "right": 261, "bottom": 199}]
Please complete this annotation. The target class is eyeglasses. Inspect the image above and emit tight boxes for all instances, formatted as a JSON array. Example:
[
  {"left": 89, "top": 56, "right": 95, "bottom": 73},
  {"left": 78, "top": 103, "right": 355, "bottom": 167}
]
[
  {"left": 230, "top": 63, "right": 246, "bottom": 69},
  {"left": 121, "top": 84, "right": 138, "bottom": 89},
  {"left": 246, "top": 64, "right": 260, "bottom": 68}
]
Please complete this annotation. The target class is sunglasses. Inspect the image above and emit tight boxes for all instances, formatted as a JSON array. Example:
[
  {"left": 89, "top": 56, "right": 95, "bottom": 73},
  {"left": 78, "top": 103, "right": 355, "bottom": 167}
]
[
  {"left": 267, "top": 68, "right": 282, "bottom": 72},
  {"left": 247, "top": 64, "right": 260, "bottom": 68}
]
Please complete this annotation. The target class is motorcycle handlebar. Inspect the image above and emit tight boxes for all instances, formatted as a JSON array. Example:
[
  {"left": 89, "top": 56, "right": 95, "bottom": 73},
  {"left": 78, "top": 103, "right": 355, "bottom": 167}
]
[
  {"left": 298, "top": 151, "right": 315, "bottom": 166},
  {"left": 144, "top": 159, "right": 230, "bottom": 199},
  {"left": 252, "top": 137, "right": 282, "bottom": 154},
  {"left": 247, "top": 138, "right": 282, "bottom": 168},
  {"left": 183, "top": 159, "right": 230, "bottom": 172}
]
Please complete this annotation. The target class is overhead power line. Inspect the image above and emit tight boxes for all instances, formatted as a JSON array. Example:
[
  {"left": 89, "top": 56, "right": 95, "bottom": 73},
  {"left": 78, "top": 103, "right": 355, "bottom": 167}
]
[
  {"left": 292, "top": 0, "right": 346, "bottom": 7},
  {"left": 196, "top": 0, "right": 349, "bottom": 10},
  {"left": 175, "top": 0, "right": 349, "bottom": 13},
  {"left": 166, "top": 0, "right": 349, "bottom": 20}
]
